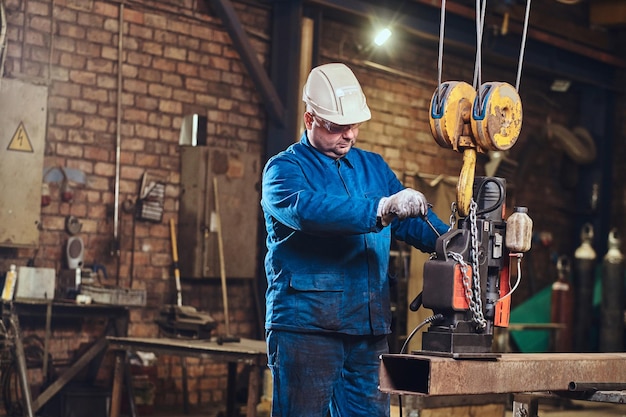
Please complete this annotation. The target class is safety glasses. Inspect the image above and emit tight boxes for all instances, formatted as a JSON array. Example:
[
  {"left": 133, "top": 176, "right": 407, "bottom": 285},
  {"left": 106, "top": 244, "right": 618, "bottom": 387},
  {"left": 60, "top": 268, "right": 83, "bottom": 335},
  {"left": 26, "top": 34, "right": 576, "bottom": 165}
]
[{"left": 309, "top": 112, "right": 362, "bottom": 134}]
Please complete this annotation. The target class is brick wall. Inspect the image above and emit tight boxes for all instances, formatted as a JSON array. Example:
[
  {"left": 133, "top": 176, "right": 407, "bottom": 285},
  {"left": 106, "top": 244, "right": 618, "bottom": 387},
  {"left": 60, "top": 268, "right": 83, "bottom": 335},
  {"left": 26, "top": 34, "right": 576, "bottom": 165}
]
[
  {"left": 1, "top": 0, "right": 624, "bottom": 412},
  {"left": 2, "top": 0, "right": 269, "bottom": 411}
]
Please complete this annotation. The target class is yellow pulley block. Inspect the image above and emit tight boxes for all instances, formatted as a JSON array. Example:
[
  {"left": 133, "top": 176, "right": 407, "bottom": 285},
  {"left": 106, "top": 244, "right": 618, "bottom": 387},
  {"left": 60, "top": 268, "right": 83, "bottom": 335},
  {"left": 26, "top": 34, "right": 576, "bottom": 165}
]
[
  {"left": 429, "top": 81, "right": 477, "bottom": 152},
  {"left": 471, "top": 82, "right": 522, "bottom": 151},
  {"left": 457, "top": 148, "right": 477, "bottom": 217}
]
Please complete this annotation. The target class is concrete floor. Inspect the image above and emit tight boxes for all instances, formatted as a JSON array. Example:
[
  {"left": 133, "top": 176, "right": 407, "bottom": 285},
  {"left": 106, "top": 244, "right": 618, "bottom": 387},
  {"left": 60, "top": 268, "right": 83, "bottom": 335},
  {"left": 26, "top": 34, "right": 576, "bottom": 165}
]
[
  {"left": 150, "top": 398, "right": 626, "bottom": 417},
  {"left": 506, "top": 400, "right": 626, "bottom": 417}
]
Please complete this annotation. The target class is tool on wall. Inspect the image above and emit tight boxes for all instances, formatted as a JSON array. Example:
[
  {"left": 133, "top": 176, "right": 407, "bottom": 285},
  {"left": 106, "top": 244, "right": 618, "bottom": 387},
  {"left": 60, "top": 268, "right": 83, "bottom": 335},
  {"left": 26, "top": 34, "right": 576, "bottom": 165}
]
[
  {"left": 212, "top": 177, "right": 240, "bottom": 344},
  {"left": 155, "top": 219, "right": 216, "bottom": 339},
  {"left": 136, "top": 172, "right": 165, "bottom": 223}
]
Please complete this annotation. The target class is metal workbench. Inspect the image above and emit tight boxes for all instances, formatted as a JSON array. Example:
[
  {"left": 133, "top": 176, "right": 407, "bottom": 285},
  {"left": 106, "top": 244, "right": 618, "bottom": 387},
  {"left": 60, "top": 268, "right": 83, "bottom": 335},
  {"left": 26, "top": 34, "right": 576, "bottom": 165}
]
[
  {"left": 379, "top": 352, "right": 626, "bottom": 416},
  {"left": 2, "top": 300, "right": 129, "bottom": 417},
  {"left": 107, "top": 336, "right": 267, "bottom": 417}
]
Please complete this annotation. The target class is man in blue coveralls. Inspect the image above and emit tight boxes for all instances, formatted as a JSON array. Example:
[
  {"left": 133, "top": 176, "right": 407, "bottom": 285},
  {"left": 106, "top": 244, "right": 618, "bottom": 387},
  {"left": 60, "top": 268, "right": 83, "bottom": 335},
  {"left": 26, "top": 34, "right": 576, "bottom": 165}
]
[{"left": 261, "top": 63, "right": 448, "bottom": 417}]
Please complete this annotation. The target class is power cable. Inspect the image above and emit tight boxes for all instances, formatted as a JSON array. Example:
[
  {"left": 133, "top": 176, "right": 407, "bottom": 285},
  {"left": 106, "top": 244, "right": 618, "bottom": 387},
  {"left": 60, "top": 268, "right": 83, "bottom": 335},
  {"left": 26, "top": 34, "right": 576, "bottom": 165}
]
[{"left": 397, "top": 314, "right": 443, "bottom": 417}]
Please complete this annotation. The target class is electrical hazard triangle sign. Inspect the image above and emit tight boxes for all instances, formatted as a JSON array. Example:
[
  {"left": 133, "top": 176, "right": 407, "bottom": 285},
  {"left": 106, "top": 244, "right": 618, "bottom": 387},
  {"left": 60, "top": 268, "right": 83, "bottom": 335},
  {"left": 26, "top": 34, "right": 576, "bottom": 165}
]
[{"left": 7, "top": 122, "right": 34, "bottom": 153}]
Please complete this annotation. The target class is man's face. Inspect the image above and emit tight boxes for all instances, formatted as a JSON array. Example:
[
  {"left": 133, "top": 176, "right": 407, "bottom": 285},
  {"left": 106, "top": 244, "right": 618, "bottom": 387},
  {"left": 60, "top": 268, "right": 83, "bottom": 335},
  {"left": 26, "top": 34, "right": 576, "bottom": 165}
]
[{"left": 304, "top": 112, "right": 362, "bottom": 159}]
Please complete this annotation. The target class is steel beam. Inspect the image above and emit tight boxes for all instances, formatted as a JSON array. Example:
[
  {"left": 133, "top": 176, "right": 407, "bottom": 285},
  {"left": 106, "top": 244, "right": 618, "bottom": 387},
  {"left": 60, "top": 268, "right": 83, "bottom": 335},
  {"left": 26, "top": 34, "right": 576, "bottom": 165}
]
[
  {"left": 208, "top": 0, "right": 285, "bottom": 125},
  {"left": 379, "top": 353, "right": 626, "bottom": 396}
]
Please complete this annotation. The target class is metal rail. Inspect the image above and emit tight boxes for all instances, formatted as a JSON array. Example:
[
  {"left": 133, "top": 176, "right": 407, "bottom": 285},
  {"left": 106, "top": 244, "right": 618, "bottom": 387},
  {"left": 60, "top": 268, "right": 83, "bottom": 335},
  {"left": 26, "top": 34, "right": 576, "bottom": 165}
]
[{"left": 379, "top": 352, "right": 626, "bottom": 396}]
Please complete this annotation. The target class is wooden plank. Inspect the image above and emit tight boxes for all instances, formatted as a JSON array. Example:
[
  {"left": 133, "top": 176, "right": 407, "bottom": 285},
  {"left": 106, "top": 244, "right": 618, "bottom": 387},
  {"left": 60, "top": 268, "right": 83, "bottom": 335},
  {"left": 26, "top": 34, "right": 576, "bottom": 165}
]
[
  {"left": 380, "top": 352, "right": 626, "bottom": 396},
  {"left": 32, "top": 338, "right": 109, "bottom": 411}
]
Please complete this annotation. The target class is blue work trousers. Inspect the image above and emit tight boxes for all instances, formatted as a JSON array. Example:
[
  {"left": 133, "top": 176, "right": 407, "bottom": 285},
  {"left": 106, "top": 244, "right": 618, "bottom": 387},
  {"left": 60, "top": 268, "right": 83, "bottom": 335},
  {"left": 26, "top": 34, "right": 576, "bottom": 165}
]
[{"left": 266, "top": 330, "right": 390, "bottom": 417}]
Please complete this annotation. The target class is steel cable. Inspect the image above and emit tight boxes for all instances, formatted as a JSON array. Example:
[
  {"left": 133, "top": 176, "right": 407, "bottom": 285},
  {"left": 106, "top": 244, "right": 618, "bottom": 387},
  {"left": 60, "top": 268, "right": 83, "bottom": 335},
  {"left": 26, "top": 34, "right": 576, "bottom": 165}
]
[
  {"left": 435, "top": 0, "right": 447, "bottom": 113},
  {"left": 515, "top": 0, "right": 532, "bottom": 91}
]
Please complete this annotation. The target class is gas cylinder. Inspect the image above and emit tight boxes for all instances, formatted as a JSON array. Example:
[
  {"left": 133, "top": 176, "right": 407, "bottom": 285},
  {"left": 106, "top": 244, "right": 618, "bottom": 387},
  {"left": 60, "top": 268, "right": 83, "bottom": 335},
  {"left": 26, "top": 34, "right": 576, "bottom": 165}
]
[
  {"left": 550, "top": 255, "right": 574, "bottom": 352},
  {"left": 573, "top": 223, "right": 597, "bottom": 352},
  {"left": 505, "top": 206, "right": 533, "bottom": 253},
  {"left": 599, "top": 229, "right": 624, "bottom": 352}
]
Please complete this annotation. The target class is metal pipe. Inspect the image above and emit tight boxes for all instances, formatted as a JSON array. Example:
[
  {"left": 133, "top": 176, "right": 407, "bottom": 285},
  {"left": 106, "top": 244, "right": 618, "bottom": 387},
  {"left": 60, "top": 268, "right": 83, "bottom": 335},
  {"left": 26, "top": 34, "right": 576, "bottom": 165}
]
[
  {"left": 10, "top": 316, "right": 34, "bottom": 417},
  {"left": 567, "top": 381, "right": 626, "bottom": 391},
  {"left": 0, "top": 0, "right": 9, "bottom": 81},
  {"left": 112, "top": 2, "right": 124, "bottom": 262},
  {"left": 568, "top": 381, "right": 626, "bottom": 392}
]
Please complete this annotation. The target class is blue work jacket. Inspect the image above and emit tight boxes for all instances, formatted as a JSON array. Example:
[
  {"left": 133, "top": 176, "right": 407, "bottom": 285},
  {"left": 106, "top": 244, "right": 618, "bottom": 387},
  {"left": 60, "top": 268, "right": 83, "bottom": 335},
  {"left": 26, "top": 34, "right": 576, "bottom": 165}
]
[{"left": 261, "top": 133, "right": 448, "bottom": 336}]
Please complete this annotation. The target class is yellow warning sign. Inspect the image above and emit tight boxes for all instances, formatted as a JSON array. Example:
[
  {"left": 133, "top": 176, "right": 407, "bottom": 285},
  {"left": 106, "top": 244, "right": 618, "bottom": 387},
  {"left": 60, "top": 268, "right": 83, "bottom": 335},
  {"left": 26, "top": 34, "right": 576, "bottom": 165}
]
[{"left": 7, "top": 122, "right": 34, "bottom": 153}]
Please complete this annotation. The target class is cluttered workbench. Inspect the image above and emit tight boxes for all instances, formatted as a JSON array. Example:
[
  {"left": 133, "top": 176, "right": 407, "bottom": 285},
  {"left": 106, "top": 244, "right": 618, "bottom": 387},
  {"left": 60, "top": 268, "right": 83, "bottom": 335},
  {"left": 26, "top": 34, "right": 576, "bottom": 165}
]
[
  {"left": 107, "top": 336, "right": 267, "bottom": 417},
  {"left": 1, "top": 300, "right": 129, "bottom": 417}
]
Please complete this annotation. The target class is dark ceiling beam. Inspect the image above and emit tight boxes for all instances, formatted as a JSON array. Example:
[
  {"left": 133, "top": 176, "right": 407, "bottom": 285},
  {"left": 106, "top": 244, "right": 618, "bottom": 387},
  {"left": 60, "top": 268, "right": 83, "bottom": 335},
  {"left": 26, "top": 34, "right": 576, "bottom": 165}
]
[
  {"left": 265, "top": 0, "right": 306, "bottom": 159},
  {"left": 305, "top": 0, "right": 622, "bottom": 89},
  {"left": 207, "top": 0, "right": 285, "bottom": 125},
  {"left": 411, "top": 0, "right": 626, "bottom": 69}
]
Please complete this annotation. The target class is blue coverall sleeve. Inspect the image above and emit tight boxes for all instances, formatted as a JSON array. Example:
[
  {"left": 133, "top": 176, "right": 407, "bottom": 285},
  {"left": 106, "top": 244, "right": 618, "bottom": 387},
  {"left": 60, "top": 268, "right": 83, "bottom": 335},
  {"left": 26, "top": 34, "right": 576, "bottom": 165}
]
[
  {"left": 391, "top": 208, "right": 449, "bottom": 253},
  {"left": 261, "top": 155, "right": 383, "bottom": 236}
]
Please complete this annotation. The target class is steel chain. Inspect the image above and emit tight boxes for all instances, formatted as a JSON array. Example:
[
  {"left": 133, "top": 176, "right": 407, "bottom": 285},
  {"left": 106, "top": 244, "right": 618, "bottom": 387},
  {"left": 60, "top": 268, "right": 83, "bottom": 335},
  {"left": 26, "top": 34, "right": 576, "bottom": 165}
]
[
  {"left": 449, "top": 202, "right": 457, "bottom": 229},
  {"left": 448, "top": 252, "right": 478, "bottom": 316},
  {"left": 469, "top": 200, "right": 487, "bottom": 329},
  {"left": 447, "top": 200, "right": 487, "bottom": 329}
]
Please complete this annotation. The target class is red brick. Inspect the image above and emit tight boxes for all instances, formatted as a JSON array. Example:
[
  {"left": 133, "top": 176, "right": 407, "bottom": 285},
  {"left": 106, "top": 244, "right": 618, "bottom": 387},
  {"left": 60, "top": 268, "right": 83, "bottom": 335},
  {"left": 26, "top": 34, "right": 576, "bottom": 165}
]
[
  {"left": 123, "top": 8, "right": 144, "bottom": 25},
  {"left": 152, "top": 57, "right": 176, "bottom": 72},
  {"left": 55, "top": 112, "right": 83, "bottom": 127},
  {"left": 144, "top": 13, "right": 167, "bottom": 29},
  {"left": 93, "top": 1, "right": 119, "bottom": 18},
  {"left": 127, "top": 51, "right": 152, "bottom": 67},
  {"left": 84, "top": 115, "right": 110, "bottom": 132},
  {"left": 27, "top": 1, "right": 50, "bottom": 16},
  {"left": 163, "top": 45, "right": 186, "bottom": 61},
  {"left": 86, "top": 175, "right": 109, "bottom": 191},
  {"left": 159, "top": 100, "right": 182, "bottom": 115},
  {"left": 142, "top": 41, "right": 163, "bottom": 56},
  {"left": 78, "top": 12, "right": 105, "bottom": 28},
  {"left": 120, "top": 138, "right": 145, "bottom": 152},
  {"left": 96, "top": 74, "right": 116, "bottom": 89},
  {"left": 58, "top": 22, "right": 86, "bottom": 39}
]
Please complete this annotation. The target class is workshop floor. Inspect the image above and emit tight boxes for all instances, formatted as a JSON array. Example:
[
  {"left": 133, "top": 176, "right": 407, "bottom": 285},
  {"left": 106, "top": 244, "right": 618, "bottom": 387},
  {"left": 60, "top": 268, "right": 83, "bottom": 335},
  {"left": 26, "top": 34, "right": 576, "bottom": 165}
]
[
  {"left": 150, "top": 400, "right": 626, "bottom": 417},
  {"left": 504, "top": 400, "right": 626, "bottom": 417}
]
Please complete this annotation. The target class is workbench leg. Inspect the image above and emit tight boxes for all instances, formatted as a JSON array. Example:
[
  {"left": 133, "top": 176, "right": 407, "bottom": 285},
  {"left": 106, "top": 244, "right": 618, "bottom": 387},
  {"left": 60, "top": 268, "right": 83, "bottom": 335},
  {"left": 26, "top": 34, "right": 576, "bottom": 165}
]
[
  {"left": 227, "top": 362, "right": 237, "bottom": 417},
  {"left": 181, "top": 355, "right": 189, "bottom": 414},
  {"left": 10, "top": 316, "right": 34, "bottom": 417},
  {"left": 110, "top": 350, "right": 126, "bottom": 417},
  {"left": 512, "top": 394, "right": 540, "bottom": 417},
  {"left": 124, "top": 358, "right": 138, "bottom": 417},
  {"left": 246, "top": 366, "right": 260, "bottom": 417}
]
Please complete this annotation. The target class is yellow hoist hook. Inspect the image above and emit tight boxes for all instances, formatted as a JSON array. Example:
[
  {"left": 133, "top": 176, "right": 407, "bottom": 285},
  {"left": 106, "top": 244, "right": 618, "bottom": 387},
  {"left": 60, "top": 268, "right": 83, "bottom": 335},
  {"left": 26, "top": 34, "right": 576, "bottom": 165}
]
[{"left": 428, "top": 0, "right": 528, "bottom": 218}]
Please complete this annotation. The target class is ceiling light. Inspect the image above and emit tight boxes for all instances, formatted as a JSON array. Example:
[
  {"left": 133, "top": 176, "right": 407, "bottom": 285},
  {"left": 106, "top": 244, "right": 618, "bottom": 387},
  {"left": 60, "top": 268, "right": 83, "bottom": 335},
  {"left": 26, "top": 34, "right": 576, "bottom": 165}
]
[
  {"left": 374, "top": 28, "right": 392, "bottom": 46},
  {"left": 550, "top": 79, "right": 571, "bottom": 92}
]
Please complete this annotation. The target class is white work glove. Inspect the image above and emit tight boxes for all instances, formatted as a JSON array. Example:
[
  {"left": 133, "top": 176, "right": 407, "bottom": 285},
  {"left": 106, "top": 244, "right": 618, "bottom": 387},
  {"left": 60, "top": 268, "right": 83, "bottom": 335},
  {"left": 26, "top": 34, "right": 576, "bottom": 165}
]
[{"left": 377, "top": 189, "right": 428, "bottom": 226}]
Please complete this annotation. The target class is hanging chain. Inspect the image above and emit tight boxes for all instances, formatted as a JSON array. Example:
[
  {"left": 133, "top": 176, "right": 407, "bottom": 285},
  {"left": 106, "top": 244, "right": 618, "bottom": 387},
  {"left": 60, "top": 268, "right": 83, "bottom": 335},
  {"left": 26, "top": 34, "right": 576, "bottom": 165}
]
[
  {"left": 449, "top": 201, "right": 457, "bottom": 230},
  {"left": 448, "top": 200, "right": 486, "bottom": 330},
  {"left": 468, "top": 199, "right": 486, "bottom": 329}
]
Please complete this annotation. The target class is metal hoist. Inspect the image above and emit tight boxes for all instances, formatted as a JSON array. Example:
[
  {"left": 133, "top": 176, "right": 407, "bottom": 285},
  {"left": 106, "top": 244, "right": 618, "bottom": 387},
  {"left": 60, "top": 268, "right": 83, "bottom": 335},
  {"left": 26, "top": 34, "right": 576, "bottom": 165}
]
[{"left": 414, "top": 0, "right": 534, "bottom": 357}]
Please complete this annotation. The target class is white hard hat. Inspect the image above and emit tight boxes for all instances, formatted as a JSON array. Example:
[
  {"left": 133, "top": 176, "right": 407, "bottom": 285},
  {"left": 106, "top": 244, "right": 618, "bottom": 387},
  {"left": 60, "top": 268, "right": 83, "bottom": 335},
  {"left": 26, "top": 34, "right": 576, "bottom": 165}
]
[{"left": 302, "top": 63, "right": 371, "bottom": 125}]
